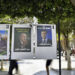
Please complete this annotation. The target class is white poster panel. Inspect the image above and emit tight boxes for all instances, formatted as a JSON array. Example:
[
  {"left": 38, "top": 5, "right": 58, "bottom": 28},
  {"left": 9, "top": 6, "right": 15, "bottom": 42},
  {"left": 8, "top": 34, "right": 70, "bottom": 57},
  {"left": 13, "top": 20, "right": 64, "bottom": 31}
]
[
  {"left": 0, "top": 24, "right": 10, "bottom": 59},
  {"left": 11, "top": 24, "right": 33, "bottom": 59},
  {"left": 35, "top": 24, "right": 57, "bottom": 59}
]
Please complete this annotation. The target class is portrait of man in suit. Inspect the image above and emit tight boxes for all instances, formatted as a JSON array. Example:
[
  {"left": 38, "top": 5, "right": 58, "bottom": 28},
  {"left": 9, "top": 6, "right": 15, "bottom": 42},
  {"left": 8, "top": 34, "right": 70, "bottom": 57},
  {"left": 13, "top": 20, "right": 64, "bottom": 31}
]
[
  {"left": 18, "top": 33, "right": 28, "bottom": 49},
  {"left": 37, "top": 26, "right": 52, "bottom": 46},
  {"left": 14, "top": 28, "right": 31, "bottom": 52}
]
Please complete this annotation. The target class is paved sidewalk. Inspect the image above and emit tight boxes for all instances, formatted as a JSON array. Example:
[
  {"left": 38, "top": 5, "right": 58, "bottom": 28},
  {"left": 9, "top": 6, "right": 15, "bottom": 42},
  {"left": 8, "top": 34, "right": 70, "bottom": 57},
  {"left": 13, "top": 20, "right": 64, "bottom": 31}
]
[
  {"left": 33, "top": 69, "right": 75, "bottom": 75},
  {"left": 0, "top": 71, "right": 8, "bottom": 75},
  {"left": 0, "top": 69, "right": 75, "bottom": 75},
  {"left": 0, "top": 56, "right": 75, "bottom": 75}
]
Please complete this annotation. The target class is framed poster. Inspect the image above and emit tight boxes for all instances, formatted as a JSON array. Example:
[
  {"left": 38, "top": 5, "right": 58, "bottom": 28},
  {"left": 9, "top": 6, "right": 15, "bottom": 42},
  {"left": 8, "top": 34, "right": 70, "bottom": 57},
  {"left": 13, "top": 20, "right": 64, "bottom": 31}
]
[
  {"left": 37, "top": 26, "right": 52, "bottom": 46},
  {"left": 14, "top": 28, "right": 31, "bottom": 52},
  {"left": 35, "top": 24, "right": 57, "bottom": 59},
  {"left": 0, "top": 24, "right": 10, "bottom": 59},
  {"left": 11, "top": 24, "right": 33, "bottom": 59}
]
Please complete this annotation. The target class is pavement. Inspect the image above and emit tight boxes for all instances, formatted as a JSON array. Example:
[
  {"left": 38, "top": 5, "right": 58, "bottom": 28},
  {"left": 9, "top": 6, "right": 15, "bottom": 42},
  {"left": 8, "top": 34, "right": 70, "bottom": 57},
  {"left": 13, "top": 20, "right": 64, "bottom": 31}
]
[{"left": 0, "top": 56, "right": 75, "bottom": 75}]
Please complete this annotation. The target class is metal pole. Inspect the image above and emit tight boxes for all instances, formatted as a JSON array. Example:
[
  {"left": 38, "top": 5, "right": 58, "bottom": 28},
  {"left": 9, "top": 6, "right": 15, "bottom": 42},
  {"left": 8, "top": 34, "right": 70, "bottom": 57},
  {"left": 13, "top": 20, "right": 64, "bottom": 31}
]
[{"left": 57, "top": 19, "right": 61, "bottom": 75}]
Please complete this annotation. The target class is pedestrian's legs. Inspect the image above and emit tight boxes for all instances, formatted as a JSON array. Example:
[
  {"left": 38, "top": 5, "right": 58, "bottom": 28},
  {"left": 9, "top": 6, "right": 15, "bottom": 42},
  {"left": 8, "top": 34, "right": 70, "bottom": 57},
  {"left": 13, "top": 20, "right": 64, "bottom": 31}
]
[
  {"left": 8, "top": 60, "right": 17, "bottom": 75},
  {"left": 15, "top": 63, "right": 18, "bottom": 74},
  {"left": 46, "top": 66, "right": 49, "bottom": 75},
  {"left": 8, "top": 66, "right": 14, "bottom": 75},
  {"left": 46, "top": 60, "right": 52, "bottom": 75}
]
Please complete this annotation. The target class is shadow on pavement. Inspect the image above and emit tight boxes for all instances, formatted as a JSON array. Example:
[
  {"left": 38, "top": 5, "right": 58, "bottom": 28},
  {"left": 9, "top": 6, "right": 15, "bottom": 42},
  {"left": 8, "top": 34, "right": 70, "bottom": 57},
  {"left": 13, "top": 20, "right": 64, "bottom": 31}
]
[
  {"left": 33, "top": 69, "right": 75, "bottom": 75},
  {"left": 33, "top": 69, "right": 59, "bottom": 75}
]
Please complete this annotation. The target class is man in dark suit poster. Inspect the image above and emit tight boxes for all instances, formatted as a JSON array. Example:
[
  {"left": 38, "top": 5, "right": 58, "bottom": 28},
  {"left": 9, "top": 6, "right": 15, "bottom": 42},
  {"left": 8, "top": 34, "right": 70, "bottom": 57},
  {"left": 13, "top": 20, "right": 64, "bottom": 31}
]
[
  {"left": 37, "top": 26, "right": 52, "bottom": 46},
  {"left": 14, "top": 28, "right": 31, "bottom": 52}
]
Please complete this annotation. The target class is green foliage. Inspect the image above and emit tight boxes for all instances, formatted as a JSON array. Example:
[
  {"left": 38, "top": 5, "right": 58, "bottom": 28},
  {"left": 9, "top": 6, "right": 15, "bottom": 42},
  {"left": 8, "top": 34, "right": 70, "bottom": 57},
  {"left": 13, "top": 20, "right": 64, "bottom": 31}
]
[
  {"left": 0, "top": 0, "right": 75, "bottom": 32},
  {"left": 0, "top": 16, "right": 33, "bottom": 24},
  {"left": 60, "top": 17, "right": 75, "bottom": 34},
  {"left": 0, "top": 0, "right": 75, "bottom": 18}
]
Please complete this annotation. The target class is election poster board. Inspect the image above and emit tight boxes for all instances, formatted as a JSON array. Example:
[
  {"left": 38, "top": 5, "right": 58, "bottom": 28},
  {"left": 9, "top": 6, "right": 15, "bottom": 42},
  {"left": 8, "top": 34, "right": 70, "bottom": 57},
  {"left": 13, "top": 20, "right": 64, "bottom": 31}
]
[
  {"left": 35, "top": 24, "right": 57, "bottom": 59},
  {"left": 0, "top": 24, "right": 10, "bottom": 59},
  {"left": 11, "top": 24, "right": 33, "bottom": 59}
]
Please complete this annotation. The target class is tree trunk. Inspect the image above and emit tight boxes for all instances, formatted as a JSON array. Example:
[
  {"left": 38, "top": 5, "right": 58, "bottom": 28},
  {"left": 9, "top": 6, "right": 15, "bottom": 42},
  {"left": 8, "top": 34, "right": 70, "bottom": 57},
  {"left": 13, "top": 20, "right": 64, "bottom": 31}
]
[
  {"left": 0, "top": 60, "right": 4, "bottom": 71},
  {"left": 63, "top": 32, "right": 71, "bottom": 70},
  {"left": 62, "top": 34, "right": 68, "bottom": 60},
  {"left": 67, "top": 50, "right": 71, "bottom": 70}
]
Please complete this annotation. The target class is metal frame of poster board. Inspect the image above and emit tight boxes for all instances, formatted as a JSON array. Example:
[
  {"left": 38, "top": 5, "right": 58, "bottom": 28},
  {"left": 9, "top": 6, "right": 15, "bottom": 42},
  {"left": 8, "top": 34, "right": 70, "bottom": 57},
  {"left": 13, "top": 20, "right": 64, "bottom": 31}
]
[
  {"left": 35, "top": 24, "right": 57, "bottom": 59},
  {"left": 0, "top": 24, "right": 10, "bottom": 60},
  {"left": 11, "top": 24, "right": 33, "bottom": 59}
]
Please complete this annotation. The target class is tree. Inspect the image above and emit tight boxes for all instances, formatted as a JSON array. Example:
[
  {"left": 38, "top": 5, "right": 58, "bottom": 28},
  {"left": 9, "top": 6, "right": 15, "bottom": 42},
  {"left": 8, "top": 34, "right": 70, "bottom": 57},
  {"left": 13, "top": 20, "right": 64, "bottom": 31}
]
[
  {"left": 0, "top": 0, "right": 75, "bottom": 70},
  {"left": 0, "top": 0, "right": 75, "bottom": 19}
]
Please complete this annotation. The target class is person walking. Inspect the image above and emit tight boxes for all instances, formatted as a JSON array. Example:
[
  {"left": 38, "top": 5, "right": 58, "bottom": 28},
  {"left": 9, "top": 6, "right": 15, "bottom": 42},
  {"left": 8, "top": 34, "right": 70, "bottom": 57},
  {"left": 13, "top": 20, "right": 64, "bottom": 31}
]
[
  {"left": 8, "top": 60, "right": 18, "bottom": 75},
  {"left": 46, "top": 60, "right": 52, "bottom": 75}
]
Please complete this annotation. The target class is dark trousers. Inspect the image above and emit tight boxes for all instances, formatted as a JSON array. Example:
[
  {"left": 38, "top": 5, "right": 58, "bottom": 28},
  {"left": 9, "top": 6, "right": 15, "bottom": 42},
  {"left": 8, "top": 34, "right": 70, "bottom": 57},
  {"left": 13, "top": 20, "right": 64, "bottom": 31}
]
[
  {"left": 46, "top": 60, "right": 52, "bottom": 75},
  {"left": 46, "top": 60, "right": 52, "bottom": 67},
  {"left": 8, "top": 60, "right": 18, "bottom": 75}
]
